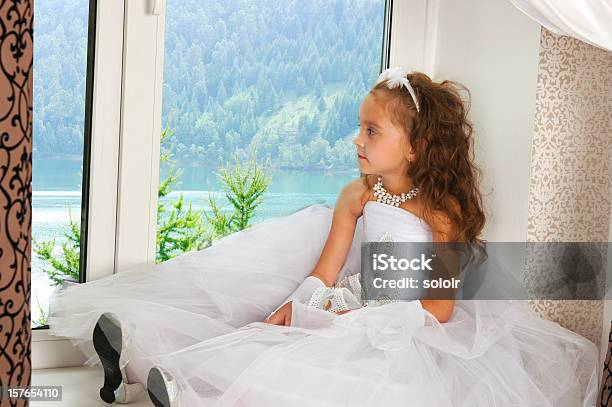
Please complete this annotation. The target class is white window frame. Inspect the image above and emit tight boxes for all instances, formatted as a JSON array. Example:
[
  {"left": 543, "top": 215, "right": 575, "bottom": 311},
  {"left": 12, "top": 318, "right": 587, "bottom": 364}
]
[
  {"left": 113, "top": 0, "right": 166, "bottom": 274},
  {"left": 34, "top": 0, "right": 423, "bottom": 370},
  {"left": 33, "top": 0, "right": 166, "bottom": 369},
  {"left": 32, "top": 0, "right": 125, "bottom": 368},
  {"left": 388, "top": 0, "right": 437, "bottom": 76}
]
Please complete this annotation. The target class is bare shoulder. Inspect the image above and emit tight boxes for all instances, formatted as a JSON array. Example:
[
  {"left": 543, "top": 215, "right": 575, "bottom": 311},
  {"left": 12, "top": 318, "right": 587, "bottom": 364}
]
[
  {"left": 340, "top": 176, "right": 368, "bottom": 194},
  {"left": 429, "top": 197, "right": 462, "bottom": 242},
  {"left": 336, "top": 176, "right": 372, "bottom": 218},
  {"left": 341, "top": 175, "right": 378, "bottom": 196}
]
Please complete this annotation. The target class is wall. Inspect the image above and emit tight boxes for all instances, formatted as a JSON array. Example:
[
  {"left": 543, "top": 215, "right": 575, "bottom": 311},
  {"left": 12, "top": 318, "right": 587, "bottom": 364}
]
[
  {"left": 526, "top": 27, "right": 612, "bottom": 348},
  {"left": 432, "top": 0, "right": 543, "bottom": 241},
  {"left": 0, "top": 1, "right": 33, "bottom": 406},
  {"left": 394, "top": 0, "right": 543, "bottom": 241},
  {"left": 392, "top": 0, "right": 612, "bottom": 353}
]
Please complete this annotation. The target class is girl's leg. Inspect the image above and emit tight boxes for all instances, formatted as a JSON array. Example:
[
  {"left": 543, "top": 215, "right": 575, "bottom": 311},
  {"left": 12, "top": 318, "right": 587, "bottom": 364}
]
[{"left": 124, "top": 364, "right": 139, "bottom": 384}]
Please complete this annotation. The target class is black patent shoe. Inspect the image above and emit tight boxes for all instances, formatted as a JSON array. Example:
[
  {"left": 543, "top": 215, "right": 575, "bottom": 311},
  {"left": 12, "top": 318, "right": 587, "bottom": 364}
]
[
  {"left": 147, "top": 365, "right": 183, "bottom": 407},
  {"left": 93, "top": 312, "right": 144, "bottom": 404}
]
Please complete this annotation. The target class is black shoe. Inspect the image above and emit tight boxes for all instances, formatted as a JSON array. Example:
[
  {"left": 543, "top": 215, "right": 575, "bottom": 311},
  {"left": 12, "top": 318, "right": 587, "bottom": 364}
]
[
  {"left": 93, "top": 312, "right": 144, "bottom": 404},
  {"left": 147, "top": 366, "right": 182, "bottom": 407}
]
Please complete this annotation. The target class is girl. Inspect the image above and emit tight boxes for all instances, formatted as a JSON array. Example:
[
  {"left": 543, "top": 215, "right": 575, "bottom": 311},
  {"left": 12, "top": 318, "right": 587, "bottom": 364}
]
[
  {"left": 264, "top": 67, "right": 482, "bottom": 328},
  {"left": 49, "top": 68, "right": 598, "bottom": 406}
]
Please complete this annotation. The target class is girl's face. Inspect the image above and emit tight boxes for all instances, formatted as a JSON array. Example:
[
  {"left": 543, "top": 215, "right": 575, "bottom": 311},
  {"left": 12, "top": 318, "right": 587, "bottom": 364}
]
[{"left": 353, "top": 93, "right": 414, "bottom": 176}]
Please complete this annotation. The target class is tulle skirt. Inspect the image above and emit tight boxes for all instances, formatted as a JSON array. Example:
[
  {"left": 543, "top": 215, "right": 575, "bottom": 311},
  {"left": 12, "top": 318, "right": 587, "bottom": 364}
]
[{"left": 48, "top": 204, "right": 599, "bottom": 406}]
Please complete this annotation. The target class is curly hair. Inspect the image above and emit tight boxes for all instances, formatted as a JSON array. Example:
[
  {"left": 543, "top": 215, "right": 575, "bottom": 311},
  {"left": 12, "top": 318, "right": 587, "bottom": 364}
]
[{"left": 367, "top": 71, "right": 487, "bottom": 262}]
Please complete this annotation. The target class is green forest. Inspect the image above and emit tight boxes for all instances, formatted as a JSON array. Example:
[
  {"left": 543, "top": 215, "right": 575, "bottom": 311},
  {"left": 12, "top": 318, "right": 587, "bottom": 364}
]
[{"left": 33, "top": 0, "right": 386, "bottom": 170}]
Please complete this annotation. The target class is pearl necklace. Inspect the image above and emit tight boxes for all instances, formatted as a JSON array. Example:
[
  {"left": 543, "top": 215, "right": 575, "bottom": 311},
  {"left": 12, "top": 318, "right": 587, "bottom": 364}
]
[{"left": 373, "top": 176, "right": 419, "bottom": 207}]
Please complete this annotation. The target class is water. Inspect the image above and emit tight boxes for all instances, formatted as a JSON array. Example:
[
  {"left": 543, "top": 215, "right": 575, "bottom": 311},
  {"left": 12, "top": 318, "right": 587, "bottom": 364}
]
[{"left": 32, "top": 158, "right": 360, "bottom": 327}]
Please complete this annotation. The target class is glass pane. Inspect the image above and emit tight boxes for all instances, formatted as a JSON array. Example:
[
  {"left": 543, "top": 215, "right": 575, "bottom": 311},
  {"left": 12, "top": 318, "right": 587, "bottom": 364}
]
[
  {"left": 32, "top": 0, "right": 92, "bottom": 328},
  {"left": 157, "top": 0, "right": 387, "bottom": 262}
]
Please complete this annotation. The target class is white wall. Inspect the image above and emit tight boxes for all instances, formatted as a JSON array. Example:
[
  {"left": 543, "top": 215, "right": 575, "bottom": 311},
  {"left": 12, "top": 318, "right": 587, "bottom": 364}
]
[
  {"left": 391, "top": 0, "right": 542, "bottom": 241},
  {"left": 391, "top": 0, "right": 611, "bottom": 375}
]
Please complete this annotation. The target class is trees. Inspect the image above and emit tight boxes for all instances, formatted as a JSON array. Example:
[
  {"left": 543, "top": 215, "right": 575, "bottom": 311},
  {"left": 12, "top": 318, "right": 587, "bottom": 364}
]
[
  {"left": 36, "top": 0, "right": 383, "bottom": 168},
  {"left": 33, "top": 122, "right": 270, "bottom": 316},
  {"left": 203, "top": 150, "right": 271, "bottom": 239}
]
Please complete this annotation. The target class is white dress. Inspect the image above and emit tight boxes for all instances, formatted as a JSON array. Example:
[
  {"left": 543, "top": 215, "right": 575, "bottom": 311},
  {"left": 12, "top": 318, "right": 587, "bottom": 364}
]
[{"left": 48, "top": 201, "right": 599, "bottom": 406}]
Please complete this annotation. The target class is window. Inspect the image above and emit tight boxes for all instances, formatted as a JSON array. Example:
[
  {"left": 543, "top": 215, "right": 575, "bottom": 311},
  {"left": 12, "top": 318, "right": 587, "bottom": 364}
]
[
  {"left": 33, "top": 0, "right": 397, "bottom": 369},
  {"left": 32, "top": 0, "right": 96, "bottom": 328},
  {"left": 156, "top": 0, "right": 389, "bottom": 262}
]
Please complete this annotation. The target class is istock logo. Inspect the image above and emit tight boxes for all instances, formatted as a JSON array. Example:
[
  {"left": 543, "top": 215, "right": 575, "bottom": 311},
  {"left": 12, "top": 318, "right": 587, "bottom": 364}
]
[{"left": 372, "top": 253, "right": 434, "bottom": 271}]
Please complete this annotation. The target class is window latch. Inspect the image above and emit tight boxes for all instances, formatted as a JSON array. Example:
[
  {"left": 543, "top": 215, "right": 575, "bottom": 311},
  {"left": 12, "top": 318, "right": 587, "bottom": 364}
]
[{"left": 152, "top": 0, "right": 164, "bottom": 15}]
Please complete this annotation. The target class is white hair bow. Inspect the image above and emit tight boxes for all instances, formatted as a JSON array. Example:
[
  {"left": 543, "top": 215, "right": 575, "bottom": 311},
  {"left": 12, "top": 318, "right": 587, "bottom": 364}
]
[{"left": 377, "top": 66, "right": 420, "bottom": 112}]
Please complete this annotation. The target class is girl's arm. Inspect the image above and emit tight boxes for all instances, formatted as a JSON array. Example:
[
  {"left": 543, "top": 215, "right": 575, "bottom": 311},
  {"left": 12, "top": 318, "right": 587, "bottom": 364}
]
[
  {"left": 264, "top": 179, "right": 369, "bottom": 325},
  {"left": 419, "top": 209, "right": 460, "bottom": 323},
  {"left": 309, "top": 178, "right": 369, "bottom": 287}
]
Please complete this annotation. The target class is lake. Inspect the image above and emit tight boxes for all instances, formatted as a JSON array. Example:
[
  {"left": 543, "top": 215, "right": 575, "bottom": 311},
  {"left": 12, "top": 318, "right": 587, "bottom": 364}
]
[{"left": 32, "top": 158, "right": 360, "bottom": 326}]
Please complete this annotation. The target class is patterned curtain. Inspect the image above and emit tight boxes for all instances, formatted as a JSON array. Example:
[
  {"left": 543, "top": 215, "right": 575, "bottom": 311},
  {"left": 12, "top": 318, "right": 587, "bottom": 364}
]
[{"left": 0, "top": 1, "right": 33, "bottom": 406}]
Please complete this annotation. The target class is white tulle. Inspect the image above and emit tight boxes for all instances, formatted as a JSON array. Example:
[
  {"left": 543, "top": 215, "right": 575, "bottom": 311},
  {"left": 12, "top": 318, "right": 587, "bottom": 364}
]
[{"left": 48, "top": 202, "right": 599, "bottom": 406}]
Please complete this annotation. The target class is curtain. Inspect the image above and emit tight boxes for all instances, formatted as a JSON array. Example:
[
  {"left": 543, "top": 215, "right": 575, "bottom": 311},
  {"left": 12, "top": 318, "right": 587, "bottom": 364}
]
[
  {"left": 0, "top": 1, "right": 33, "bottom": 406},
  {"left": 507, "top": 0, "right": 612, "bottom": 51}
]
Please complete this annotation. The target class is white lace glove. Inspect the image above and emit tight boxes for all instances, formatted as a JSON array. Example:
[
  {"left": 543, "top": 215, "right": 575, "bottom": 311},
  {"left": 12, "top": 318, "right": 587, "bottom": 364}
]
[
  {"left": 267, "top": 276, "right": 327, "bottom": 319},
  {"left": 308, "top": 286, "right": 363, "bottom": 313},
  {"left": 336, "top": 272, "right": 401, "bottom": 309}
]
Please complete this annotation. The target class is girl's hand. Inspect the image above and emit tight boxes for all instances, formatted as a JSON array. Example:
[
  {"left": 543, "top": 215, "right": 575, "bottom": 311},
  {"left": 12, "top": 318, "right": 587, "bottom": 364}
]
[
  {"left": 264, "top": 301, "right": 292, "bottom": 326},
  {"left": 339, "top": 178, "right": 375, "bottom": 219}
]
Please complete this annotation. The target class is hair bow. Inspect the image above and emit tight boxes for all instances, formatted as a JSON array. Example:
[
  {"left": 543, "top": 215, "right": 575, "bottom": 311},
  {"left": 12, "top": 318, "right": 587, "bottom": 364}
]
[{"left": 377, "top": 66, "right": 420, "bottom": 112}]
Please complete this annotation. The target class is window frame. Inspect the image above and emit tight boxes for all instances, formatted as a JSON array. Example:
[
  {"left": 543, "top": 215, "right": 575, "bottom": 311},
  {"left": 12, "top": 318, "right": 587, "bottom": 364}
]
[
  {"left": 32, "top": 0, "right": 99, "bottom": 331},
  {"left": 33, "top": 0, "right": 407, "bottom": 369},
  {"left": 32, "top": 0, "right": 126, "bottom": 368}
]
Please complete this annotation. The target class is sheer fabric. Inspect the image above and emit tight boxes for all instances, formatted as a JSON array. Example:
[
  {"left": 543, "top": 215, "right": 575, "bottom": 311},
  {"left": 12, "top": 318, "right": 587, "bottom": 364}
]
[
  {"left": 49, "top": 202, "right": 598, "bottom": 406},
  {"left": 508, "top": 0, "right": 612, "bottom": 51}
]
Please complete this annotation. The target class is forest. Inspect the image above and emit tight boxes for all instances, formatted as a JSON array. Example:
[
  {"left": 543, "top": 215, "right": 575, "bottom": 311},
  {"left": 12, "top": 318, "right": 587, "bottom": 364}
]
[{"left": 33, "top": 0, "right": 385, "bottom": 170}]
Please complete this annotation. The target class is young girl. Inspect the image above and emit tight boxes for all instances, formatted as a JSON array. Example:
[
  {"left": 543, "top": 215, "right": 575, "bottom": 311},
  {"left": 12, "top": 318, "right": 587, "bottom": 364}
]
[
  {"left": 264, "top": 67, "right": 482, "bottom": 328},
  {"left": 49, "top": 68, "right": 598, "bottom": 406}
]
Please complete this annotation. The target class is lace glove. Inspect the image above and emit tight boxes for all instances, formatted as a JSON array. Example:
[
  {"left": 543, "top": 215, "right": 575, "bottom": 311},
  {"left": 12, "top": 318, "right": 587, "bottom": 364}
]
[
  {"left": 299, "top": 272, "right": 365, "bottom": 313},
  {"left": 267, "top": 276, "right": 326, "bottom": 319},
  {"left": 336, "top": 272, "right": 401, "bottom": 309},
  {"left": 308, "top": 286, "right": 363, "bottom": 313}
]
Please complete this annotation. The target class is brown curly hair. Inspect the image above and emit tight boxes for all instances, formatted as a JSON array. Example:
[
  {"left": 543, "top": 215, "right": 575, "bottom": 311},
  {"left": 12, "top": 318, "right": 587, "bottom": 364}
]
[{"left": 367, "top": 71, "right": 487, "bottom": 262}]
